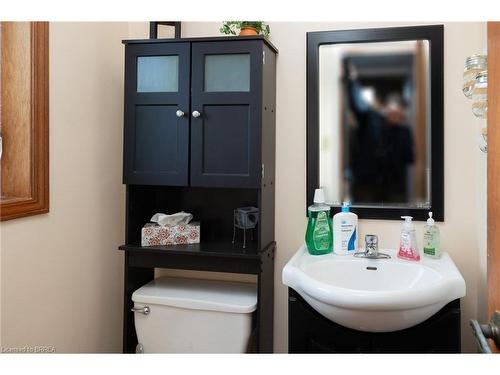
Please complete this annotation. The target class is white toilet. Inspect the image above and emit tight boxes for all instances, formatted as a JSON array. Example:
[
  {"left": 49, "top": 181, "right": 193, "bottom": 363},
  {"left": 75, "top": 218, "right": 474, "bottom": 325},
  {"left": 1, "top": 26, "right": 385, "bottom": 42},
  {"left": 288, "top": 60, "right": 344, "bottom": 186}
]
[{"left": 132, "top": 277, "right": 257, "bottom": 353}]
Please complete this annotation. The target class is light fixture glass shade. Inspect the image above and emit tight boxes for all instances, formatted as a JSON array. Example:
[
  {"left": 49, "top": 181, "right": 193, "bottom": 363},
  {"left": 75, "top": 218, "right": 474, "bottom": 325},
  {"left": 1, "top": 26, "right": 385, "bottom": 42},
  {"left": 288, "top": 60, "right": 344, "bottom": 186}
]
[
  {"left": 463, "top": 54, "right": 487, "bottom": 98},
  {"left": 472, "top": 70, "right": 488, "bottom": 118}
]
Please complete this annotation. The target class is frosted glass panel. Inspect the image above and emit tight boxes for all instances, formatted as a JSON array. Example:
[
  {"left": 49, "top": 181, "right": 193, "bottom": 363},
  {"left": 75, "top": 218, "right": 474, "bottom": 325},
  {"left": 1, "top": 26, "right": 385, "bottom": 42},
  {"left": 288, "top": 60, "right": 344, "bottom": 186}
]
[
  {"left": 137, "top": 55, "right": 178, "bottom": 92},
  {"left": 205, "top": 54, "right": 250, "bottom": 92}
]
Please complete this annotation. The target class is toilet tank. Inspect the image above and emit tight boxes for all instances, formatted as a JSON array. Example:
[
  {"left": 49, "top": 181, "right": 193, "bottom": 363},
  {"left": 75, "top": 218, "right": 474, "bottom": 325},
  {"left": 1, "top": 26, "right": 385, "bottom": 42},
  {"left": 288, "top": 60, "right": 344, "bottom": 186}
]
[{"left": 132, "top": 277, "right": 257, "bottom": 353}]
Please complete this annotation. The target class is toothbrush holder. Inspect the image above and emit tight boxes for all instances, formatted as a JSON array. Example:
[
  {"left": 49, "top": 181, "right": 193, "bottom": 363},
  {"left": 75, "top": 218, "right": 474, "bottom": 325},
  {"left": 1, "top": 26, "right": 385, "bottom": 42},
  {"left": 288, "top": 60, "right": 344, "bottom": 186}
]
[{"left": 232, "top": 207, "right": 259, "bottom": 249}]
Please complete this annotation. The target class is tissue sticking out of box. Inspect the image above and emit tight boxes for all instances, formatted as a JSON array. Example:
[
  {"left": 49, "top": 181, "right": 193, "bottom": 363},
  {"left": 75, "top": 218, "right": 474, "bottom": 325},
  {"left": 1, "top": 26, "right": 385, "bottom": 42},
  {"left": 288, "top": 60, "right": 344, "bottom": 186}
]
[{"left": 150, "top": 212, "right": 193, "bottom": 227}]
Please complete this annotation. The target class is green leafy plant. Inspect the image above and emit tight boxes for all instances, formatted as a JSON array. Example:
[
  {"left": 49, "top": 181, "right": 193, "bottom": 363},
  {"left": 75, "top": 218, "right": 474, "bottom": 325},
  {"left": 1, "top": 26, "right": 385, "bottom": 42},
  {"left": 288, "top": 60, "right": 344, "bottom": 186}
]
[{"left": 219, "top": 21, "right": 270, "bottom": 38}]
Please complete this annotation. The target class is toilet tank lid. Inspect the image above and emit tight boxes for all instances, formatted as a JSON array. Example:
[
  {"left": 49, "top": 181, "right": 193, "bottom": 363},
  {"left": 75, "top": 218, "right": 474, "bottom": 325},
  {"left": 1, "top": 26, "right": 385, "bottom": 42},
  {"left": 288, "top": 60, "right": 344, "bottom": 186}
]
[{"left": 132, "top": 277, "right": 257, "bottom": 314}]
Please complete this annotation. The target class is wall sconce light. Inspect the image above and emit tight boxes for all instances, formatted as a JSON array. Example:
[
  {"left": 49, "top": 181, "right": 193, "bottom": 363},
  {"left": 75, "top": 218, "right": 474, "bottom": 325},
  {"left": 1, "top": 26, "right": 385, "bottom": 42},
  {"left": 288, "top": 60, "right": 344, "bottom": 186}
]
[{"left": 463, "top": 54, "right": 488, "bottom": 153}]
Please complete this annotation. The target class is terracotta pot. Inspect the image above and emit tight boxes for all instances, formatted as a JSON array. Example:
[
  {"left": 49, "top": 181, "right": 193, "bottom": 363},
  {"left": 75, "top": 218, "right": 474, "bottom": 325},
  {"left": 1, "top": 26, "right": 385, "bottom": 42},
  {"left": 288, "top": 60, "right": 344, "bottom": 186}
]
[{"left": 239, "top": 27, "right": 258, "bottom": 36}]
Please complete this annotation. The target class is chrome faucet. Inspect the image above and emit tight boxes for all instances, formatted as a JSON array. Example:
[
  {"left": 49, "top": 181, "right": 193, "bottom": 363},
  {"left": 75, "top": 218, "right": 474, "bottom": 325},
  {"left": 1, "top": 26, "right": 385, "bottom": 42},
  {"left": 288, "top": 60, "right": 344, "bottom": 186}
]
[
  {"left": 354, "top": 234, "right": 391, "bottom": 259},
  {"left": 365, "top": 234, "right": 379, "bottom": 257}
]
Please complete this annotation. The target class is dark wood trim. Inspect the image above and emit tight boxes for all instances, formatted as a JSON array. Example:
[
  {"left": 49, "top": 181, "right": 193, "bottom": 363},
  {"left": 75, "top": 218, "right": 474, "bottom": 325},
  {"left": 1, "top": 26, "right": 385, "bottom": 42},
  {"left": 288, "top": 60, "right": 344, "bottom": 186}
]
[
  {"left": 306, "top": 25, "right": 444, "bottom": 221},
  {"left": 1, "top": 22, "right": 49, "bottom": 221}
]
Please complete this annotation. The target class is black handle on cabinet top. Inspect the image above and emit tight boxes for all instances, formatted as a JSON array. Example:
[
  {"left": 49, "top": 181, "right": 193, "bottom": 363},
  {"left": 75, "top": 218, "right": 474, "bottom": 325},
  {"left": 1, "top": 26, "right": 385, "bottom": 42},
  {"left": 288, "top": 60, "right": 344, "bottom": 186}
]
[{"left": 149, "top": 22, "right": 181, "bottom": 39}]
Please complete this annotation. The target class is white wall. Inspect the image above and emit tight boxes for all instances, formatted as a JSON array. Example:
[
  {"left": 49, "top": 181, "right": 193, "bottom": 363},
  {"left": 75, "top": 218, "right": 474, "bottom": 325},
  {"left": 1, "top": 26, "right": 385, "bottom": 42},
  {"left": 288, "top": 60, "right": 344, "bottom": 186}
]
[
  {"left": 0, "top": 22, "right": 128, "bottom": 352},
  {"left": 174, "top": 21, "right": 488, "bottom": 353}
]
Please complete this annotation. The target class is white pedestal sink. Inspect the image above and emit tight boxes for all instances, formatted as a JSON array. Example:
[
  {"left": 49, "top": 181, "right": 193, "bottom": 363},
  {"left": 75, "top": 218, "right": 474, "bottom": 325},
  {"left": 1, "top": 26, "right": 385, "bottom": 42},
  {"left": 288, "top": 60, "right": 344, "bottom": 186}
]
[{"left": 282, "top": 246, "right": 466, "bottom": 332}]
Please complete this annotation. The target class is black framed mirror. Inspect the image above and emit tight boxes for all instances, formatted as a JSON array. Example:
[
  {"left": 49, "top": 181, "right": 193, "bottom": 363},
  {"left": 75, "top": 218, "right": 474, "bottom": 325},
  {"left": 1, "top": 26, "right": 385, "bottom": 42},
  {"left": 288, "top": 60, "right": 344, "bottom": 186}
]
[{"left": 307, "top": 25, "right": 444, "bottom": 221}]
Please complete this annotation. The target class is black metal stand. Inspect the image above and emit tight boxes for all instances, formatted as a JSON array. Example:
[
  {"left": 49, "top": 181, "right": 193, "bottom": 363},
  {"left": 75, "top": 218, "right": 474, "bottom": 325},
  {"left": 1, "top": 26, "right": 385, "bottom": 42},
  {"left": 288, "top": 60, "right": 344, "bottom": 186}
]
[{"left": 149, "top": 21, "right": 181, "bottom": 39}]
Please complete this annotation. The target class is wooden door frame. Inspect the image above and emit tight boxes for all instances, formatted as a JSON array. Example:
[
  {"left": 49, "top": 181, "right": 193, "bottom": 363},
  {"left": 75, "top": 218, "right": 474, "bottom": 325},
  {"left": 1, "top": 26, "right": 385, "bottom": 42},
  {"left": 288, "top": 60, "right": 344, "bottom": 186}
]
[
  {"left": 487, "top": 21, "right": 500, "bottom": 352},
  {"left": 0, "top": 22, "right": 49, "bottom": 221}
]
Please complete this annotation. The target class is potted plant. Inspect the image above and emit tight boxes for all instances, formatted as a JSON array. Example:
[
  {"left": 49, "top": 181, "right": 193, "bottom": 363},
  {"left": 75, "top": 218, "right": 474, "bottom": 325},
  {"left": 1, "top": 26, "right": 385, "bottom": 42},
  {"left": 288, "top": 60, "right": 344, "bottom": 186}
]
[{"left": 219, "top": 21, "right": 270, "bottom": 38}]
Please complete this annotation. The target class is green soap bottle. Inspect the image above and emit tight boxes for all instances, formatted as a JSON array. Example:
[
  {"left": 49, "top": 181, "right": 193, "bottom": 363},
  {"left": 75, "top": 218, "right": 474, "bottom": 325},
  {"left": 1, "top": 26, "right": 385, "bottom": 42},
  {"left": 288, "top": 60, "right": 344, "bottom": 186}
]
[
  {"left": 305, "top": 188, "right": 333, "bottom": 255},
  {"left": 423, "top": 211, "right": 441, "bottom": 258}
]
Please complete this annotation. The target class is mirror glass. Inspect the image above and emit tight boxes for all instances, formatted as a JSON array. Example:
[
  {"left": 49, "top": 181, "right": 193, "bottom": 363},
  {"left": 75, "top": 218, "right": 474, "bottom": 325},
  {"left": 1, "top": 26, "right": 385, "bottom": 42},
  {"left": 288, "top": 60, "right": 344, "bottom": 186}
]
[{"left": 319, "top": 40, "right": 431, "bottom": 208}]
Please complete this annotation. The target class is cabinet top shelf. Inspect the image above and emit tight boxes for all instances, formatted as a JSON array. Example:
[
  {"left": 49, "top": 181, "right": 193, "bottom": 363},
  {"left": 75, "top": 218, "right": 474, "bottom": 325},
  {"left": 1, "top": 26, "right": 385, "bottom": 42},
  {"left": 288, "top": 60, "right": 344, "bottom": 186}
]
[{"left": 122, "top": 35, "right": 278, "bottom": 54}]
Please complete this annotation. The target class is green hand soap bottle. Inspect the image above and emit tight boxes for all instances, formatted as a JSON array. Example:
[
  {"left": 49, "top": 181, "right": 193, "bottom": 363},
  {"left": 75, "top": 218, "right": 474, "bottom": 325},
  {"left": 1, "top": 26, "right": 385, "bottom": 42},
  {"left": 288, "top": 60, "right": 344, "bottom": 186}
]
[
  {"left": 423, "top": 211, "right": 441, "bottom": 258},
  {"left": 305, "top": 188, "right": 333, "bottom": 255}
]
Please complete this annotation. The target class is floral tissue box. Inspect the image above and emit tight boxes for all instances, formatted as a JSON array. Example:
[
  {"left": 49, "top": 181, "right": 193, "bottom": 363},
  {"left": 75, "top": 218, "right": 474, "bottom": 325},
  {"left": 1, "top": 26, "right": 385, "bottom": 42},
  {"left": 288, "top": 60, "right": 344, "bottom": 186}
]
[{"left": 141, "top": 222, "right": 200, "bottom": 247}]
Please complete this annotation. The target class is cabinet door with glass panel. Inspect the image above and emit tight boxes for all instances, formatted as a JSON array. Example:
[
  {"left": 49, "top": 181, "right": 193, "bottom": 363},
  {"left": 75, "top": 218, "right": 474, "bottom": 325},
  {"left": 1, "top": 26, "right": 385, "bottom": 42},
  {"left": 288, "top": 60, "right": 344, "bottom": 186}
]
[
  {"left": 190, "top": 41, "right": 262, "bottom": 188},
  {"left": 123, "top": 43, "right": 190, "bottom": 185}
]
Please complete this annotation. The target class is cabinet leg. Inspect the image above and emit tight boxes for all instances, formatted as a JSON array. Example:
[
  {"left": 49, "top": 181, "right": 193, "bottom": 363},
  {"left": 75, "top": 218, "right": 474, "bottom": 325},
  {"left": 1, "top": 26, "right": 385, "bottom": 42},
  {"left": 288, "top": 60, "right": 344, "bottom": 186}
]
[
  {"left": 123, "top": 253, "right": 154, "bottom": 353},
  {"left": 257, "top": 242, "right": 275, "bottom": 353}
]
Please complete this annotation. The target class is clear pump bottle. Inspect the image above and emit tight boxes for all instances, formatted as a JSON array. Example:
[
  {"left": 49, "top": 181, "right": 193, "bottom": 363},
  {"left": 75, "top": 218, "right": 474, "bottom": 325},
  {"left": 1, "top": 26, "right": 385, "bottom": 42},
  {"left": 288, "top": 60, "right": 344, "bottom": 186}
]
[{"left": 397, "top": 216, "right": 420, "bottom": 261}]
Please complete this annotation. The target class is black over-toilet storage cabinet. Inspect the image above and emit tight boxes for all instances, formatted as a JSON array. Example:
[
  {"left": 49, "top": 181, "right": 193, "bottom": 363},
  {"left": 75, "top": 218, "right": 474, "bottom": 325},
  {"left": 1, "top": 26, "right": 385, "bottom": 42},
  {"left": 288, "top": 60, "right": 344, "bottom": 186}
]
[{"left": 119, "top": 35, "right": 278, "bottom": 353}]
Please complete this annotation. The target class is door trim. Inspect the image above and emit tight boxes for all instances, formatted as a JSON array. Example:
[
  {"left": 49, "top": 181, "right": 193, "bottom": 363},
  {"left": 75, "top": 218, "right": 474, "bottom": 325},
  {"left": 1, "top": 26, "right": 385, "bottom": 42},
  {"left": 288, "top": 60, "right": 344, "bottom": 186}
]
[{"left": 487, "top": 21, "right": 500, "bottom": 353}]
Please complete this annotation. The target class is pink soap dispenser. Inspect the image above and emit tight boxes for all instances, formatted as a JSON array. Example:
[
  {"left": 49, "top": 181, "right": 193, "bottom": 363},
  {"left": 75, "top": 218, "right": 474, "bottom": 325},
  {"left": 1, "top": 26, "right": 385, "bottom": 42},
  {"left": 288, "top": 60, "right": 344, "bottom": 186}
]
[{"left": 398, "top": 216, "right": 420, "bottom": 261}]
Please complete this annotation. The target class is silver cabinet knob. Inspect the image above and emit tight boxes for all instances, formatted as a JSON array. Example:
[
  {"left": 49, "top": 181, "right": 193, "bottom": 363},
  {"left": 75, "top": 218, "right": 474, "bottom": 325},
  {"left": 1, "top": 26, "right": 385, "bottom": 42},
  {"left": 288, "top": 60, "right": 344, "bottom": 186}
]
[
  {"left": 176, "top": 110, "right": 185, "bottom": 118},
  {"left": 192, "top": 110, "right": 201, "bottom": 118}
]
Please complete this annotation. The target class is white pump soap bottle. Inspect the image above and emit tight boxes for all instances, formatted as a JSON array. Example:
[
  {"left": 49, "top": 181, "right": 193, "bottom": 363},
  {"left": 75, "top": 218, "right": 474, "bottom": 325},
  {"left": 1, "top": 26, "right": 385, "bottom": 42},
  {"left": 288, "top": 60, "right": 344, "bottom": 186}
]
[
  {"left": 333, "top": 202, "right": 358, "bottom": 255},
  {"left": 397, "top": 216, "right": 420, "bottom": 261}
]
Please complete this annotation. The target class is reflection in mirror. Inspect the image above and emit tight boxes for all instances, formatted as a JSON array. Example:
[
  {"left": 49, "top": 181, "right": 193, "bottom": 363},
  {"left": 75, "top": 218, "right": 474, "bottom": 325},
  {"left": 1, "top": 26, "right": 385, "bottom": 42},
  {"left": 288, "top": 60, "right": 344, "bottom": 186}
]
[{"left": 319, "top": 40, "right": 430, "bottom": 208}]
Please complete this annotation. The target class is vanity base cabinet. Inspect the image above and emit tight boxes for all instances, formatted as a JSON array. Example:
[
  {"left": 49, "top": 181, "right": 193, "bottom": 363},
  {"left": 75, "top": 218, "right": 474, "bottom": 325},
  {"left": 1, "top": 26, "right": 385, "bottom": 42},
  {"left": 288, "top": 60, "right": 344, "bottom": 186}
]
[{"left": 288, "top": 288, "right": 461, "bottom": 353}]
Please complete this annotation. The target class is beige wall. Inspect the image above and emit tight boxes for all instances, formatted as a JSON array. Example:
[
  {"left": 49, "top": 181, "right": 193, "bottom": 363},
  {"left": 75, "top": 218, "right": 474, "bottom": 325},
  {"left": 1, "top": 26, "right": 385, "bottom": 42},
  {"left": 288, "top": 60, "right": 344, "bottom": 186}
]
[
  {"left": 0, "top": 22, "right": 127, "bottom": 352},
  {"left": 170, "top": 22, "right": 487, "bottom": 353},
  {"left": 0, "top": 22, "right": 487, "bottom": 353}
]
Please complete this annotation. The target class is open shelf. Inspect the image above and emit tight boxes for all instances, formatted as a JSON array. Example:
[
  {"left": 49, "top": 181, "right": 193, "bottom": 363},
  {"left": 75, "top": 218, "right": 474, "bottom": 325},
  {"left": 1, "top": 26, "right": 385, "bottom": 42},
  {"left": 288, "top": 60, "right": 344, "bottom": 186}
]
[{"left": 119, "top": 239, "right": 261, "bottom": 259}]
